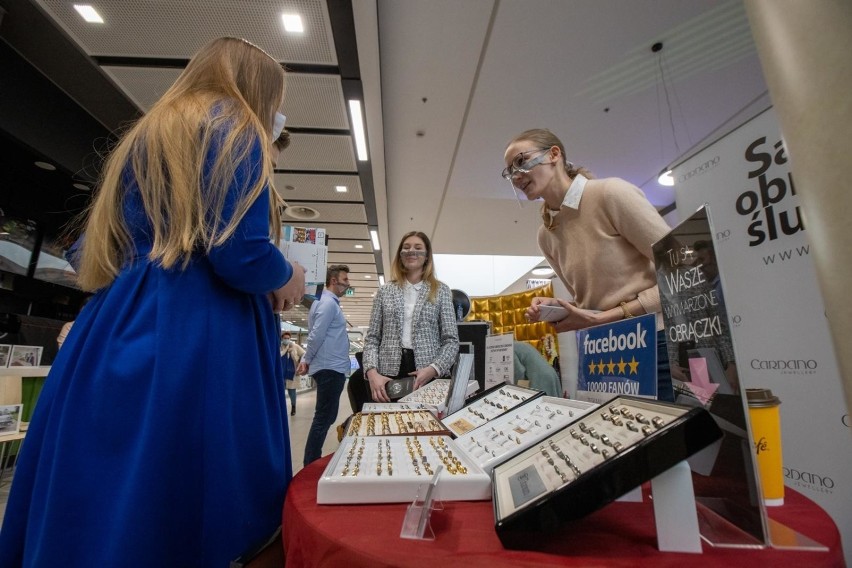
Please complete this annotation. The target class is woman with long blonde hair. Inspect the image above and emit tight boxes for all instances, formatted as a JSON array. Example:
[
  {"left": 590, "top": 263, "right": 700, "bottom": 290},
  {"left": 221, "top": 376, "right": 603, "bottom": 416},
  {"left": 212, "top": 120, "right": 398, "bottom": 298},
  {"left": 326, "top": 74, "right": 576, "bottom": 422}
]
[
  {"left": 0, "top": 37, "right": 305, "bottom": 566},
  {"left": 362, "top": 231, "right": 459, "bottom": 403}
]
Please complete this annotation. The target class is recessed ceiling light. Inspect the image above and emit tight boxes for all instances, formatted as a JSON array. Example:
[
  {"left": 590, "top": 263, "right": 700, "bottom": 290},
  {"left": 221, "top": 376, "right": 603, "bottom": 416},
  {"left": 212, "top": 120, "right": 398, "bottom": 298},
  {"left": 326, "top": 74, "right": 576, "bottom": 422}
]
[
  {"left": 335, "top": 185, "right": 348, "bottom": 193},
  {"left": 364, "top": 275, "right": 372, "bottom": 279},
  {"left": 283, "top": 205, "right": 319, "bottom": 220},
  {"left": 34, "top": 161, "right": 56, "bottom": 171},
  {"left": 657, "top": 169, "right": 674, "bottom": 186},
  {"left": 531, "top": 266, "right": 554, "bottom": 276},
  {"left": 281, "top": 14, "right": 304, "bottom": 33},
  {"left": 379, "top": 275, "right": 385, "bottom": 286},
  {"left": 73, "top": 183, "right": 91, "bottom": 191},
  {"left": 73, "top": 4, "right": 104, "bottom": 23},
  {"left": 354, "top": 244, "right": 363, "bottom": 249},
  {"left": 369, "top": 228, "right": 380, "bottom": 250}
]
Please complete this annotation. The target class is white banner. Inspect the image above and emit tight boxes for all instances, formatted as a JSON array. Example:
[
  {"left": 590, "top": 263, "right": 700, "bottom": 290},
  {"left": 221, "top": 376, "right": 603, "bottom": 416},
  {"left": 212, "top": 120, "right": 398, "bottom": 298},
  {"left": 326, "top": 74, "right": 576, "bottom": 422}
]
[{"left": 672, "top": 107, "right": 850, "bottom": 555}]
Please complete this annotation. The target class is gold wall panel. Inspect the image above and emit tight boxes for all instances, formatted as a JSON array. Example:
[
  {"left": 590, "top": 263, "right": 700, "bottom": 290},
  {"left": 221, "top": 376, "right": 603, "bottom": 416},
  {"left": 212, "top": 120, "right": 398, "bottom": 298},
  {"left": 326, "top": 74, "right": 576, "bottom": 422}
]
[{"left": 467, "top": 283, "right": 559, "bottom": 363}]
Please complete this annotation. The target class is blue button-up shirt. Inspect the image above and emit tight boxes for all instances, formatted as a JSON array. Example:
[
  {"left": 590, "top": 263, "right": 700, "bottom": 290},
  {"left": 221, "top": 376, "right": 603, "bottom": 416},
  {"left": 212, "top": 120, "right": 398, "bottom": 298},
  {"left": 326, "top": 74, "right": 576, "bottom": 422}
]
[{"left": 303, "top": 289, "right": 350, "bottom": 374}]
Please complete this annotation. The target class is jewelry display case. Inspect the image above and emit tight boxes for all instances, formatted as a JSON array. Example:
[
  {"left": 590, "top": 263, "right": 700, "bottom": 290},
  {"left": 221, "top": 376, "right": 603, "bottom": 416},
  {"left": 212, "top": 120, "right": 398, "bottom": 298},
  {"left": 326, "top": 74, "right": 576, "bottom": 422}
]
[
  {"left": 317, "top": 435, "right": 491, "bottom": 504},
  {"left": 491, "top": 396, "right": 722, "bottom": 549},
  {"left": 442, "top": 383, "right": 543, "bottom": 437},
  {"left": 455, "top": 397, "right": 599, "bottom": 473},
  {"left": 344, "top": 409, "right": 450, "bottom": 437}
]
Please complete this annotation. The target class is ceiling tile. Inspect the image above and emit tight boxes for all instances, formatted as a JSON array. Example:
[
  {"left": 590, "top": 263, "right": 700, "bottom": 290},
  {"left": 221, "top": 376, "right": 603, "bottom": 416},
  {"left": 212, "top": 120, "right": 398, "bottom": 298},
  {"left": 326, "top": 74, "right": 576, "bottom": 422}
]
[
  {"left": 37, "top": 0, "right": 337, "bottom": 65},
  {"left": 274, "top": 173, "right": 363, "bottom": 202}
]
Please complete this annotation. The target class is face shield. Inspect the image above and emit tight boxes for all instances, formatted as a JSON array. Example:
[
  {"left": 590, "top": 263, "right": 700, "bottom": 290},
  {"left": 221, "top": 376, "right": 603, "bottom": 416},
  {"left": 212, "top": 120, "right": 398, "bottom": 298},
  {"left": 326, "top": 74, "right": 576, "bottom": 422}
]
[{"left": 501, "top": 148, "right": 551, "bottom": 207}]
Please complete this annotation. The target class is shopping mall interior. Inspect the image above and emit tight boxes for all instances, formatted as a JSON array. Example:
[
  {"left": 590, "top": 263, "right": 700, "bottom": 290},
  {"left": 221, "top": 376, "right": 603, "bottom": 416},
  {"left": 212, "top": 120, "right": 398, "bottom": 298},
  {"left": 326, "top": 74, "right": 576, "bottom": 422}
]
[{"left": 0, "top": 0, "right": 849, "bottom": 566}]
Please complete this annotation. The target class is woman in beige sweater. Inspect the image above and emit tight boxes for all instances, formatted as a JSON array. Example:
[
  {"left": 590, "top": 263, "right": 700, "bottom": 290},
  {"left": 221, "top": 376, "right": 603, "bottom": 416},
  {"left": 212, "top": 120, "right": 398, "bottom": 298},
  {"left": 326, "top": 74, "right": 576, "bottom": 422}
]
[{"left": 503, "top": 128, "right": 673, "bottom": 401}]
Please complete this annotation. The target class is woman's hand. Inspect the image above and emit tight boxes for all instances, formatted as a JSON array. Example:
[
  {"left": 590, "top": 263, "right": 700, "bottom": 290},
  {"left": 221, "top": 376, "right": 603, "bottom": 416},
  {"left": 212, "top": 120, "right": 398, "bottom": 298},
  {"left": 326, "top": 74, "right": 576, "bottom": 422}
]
[
  {"left": 367, "top": 370, "right": 392, "bottom": 403},
  {"left": 410, "top": 366, "right": 438, "bottom": 390},
  {"left": 270, "top": 261, "right": 306, "bottom": 312},
  {"left": 296, "top": 361, "right": 309, "bottom": 376},
  {"left": 525, "top": 296, "right": 561, "bottom": 322},
  {"left": 549, "top": 299, "right": 600, "bottom": 333}
]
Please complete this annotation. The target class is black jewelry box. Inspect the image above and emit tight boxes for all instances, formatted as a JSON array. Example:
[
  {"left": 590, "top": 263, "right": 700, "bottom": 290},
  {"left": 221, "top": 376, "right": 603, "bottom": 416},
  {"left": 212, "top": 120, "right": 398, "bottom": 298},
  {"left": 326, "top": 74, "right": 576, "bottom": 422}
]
[{"left": 492, "top": 395, "right": 723, "bottom": 550}]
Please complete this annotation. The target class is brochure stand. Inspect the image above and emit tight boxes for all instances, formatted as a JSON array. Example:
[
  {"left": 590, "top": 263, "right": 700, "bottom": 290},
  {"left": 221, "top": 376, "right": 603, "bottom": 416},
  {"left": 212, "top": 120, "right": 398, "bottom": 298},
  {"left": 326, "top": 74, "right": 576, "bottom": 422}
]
[{"left": 401, "top": 466, "right": 445, "bottom": 540}]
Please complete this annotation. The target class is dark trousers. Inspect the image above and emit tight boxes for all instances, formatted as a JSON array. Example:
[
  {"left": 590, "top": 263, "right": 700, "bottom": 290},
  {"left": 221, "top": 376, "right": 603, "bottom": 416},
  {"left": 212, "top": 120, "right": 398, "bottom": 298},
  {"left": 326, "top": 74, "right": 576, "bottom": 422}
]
[
  {"left": 303, "top": 369, "right": 346, "bottom": 467},
  {"left": 287, "top": 388, "right": 296, "bottom": 408}
]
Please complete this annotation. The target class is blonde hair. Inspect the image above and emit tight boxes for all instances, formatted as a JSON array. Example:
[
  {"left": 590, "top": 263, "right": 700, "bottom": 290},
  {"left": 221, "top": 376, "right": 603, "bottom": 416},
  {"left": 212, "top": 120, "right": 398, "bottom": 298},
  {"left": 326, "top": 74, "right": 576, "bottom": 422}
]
[
  {"left": 390, "top": 231, "right": 441, "bottom": 303},
  {"left": 77, "top": 37, "right": 285, "bottom": 290},
  {"left": 506, "top": 128, "right": 594, "bottom": 230}
]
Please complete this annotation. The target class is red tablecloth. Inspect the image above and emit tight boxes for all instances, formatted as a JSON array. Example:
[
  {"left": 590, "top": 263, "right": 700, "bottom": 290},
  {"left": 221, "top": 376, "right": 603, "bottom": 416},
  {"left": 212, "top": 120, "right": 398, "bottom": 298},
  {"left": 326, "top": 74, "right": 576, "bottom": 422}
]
[{"left": 282, "top": 456, "right": 844, "bottom": 568}]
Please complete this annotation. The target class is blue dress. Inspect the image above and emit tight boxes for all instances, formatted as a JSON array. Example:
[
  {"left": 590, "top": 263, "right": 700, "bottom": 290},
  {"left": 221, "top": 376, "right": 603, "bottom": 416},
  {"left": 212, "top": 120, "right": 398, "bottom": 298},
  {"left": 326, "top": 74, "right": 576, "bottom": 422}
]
[{"left": 0, "top": 125, "right": 293, "bottom": 566}]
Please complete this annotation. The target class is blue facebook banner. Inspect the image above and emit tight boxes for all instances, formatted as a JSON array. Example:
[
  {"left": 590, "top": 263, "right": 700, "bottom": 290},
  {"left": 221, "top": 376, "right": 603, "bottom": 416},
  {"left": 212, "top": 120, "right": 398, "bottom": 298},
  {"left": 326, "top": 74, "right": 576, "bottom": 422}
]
[{"left": 576, "top": 313, "right": 657, "bottom": 403}]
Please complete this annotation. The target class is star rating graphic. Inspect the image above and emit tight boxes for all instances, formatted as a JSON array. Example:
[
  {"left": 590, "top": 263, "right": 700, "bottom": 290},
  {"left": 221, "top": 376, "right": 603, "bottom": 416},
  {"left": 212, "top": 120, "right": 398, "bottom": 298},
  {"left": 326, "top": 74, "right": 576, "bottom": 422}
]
[
  {"left": 628, "top": 356, "right": 639, "bottom": 375},
  {"left": 587, "top": 356, "right": 640, "bottom": 376}
]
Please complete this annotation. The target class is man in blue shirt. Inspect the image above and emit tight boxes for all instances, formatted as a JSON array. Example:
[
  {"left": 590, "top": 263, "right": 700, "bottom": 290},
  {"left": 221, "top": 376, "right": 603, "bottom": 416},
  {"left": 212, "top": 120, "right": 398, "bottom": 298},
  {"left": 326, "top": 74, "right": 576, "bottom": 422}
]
[{"left": 297, "top": 265, "right": 351, "bottom": 466}]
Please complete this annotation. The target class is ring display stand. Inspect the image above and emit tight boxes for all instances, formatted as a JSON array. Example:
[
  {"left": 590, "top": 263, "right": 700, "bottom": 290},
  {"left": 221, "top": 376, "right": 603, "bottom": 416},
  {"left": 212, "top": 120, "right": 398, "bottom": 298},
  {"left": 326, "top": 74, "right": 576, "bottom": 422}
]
[{"left": 400, "top": 466, "right": 445, "bottom": 540}]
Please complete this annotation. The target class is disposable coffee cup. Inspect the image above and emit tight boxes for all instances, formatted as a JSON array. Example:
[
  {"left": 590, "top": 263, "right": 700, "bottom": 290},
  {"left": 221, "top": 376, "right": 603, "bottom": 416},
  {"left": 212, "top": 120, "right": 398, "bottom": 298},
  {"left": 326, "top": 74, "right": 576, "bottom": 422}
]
[{"left": 746, "top": 388, "right": 784, "bottom": 506}]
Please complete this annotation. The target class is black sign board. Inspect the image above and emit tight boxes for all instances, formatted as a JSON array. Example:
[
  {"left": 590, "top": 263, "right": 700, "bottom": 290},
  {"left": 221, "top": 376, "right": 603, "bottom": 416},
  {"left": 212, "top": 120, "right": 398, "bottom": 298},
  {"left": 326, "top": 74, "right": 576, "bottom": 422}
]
[{"left": 653, "top": 205, "right": 767, "bottom": 546}]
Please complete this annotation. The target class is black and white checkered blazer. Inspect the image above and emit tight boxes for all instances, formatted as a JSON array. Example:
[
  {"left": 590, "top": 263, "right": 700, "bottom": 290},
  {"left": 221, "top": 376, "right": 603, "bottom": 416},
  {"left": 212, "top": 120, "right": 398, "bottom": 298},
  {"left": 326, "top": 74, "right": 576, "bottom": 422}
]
[{"left": 362, "top": 280, "right": 459, "bottom": 377}]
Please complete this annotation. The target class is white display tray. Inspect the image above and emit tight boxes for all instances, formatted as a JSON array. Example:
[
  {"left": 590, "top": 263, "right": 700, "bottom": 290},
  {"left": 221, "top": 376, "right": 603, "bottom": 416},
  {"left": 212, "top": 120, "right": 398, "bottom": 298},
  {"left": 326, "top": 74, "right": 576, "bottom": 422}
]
[
  {"left": 344, "top": 409, "right": 449, "bottom": 437},
  {"left": 442, "top": 383, "right": 543, "bottom": 436},
  {"left": 456, "top": 397, "right": 599, "bottom": 473},
  {"left": 398, "top": 379, "right": 479, "bottom": 414},
  {"left": 362, "top": 402, "right": 429, "bottom": 412},
  {"left": 317, "top": 435, "right": 491, "bottom": 504}
]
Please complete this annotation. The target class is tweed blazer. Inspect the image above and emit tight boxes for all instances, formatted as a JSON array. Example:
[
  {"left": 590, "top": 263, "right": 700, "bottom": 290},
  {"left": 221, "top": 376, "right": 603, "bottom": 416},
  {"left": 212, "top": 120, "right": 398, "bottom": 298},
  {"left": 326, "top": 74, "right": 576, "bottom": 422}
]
[{"left": 363, "top": 280, "right": 459, "bottom": 377}]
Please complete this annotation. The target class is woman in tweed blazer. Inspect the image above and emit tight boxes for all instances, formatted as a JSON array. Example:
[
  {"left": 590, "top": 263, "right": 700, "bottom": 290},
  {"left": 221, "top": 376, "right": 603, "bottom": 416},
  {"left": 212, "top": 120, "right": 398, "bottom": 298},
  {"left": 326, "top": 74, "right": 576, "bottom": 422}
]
[{"left": 364, "top": 231, "right": 459, "bottom": 402}]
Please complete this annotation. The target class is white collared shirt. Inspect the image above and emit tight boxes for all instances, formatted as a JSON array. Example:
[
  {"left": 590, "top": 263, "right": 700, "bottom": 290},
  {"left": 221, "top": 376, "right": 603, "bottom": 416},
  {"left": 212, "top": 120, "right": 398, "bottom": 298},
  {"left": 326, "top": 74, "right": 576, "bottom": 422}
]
[{"left": 548, "top": 174, "right": 588, "bottom": 223}]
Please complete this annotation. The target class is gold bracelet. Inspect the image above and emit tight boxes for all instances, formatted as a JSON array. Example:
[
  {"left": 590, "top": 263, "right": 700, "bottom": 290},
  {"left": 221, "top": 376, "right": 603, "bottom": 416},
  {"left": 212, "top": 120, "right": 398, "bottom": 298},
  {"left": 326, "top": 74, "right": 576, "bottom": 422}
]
[{"left": 619, "top": 301, "right": 634, "bottom": 319}]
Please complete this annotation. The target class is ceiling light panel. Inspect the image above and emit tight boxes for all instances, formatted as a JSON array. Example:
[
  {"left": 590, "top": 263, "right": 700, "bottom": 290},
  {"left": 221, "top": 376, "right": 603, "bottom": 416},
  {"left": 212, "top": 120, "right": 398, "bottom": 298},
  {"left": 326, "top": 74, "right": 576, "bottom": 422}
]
[
  {"left": 100, "top": 67, "right": 181, "bottom": 112},
  {"left": 327, "top": 241, "right": 371, "bottom": 253},
  {"left": 284, "top": 133, "right": 356, "bottom": 172},
  {"left": 282, "top": 202, "right": 366, "bottom": 224},
  {"left": 101, "top": 70, "right": 346, "bottom": 133},
  {"left": 297, "top": 223, "right": 370, "bottom": 240},
  {"left": 36, "top": 0, "right": 337, "bottom": 65},
  {"left": 328, "top": 252, "right": 379, "bottom": 266},
  {"left": 329, "top": 260, "right": 376, "bottom": 273},
  {"left": 271, "top": 173, "right": 362, "bottom": 202},
  {"left": 282, "top": 74, "right": 348, "bottom": 129}
]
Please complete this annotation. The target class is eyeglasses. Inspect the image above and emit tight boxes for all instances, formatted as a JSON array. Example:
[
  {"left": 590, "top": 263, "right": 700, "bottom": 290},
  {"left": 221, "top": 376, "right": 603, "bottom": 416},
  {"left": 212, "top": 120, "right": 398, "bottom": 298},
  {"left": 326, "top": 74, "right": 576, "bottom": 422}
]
[
  {"left": 400, "top": 250, "right": 427, "bottom": 257},
  {"left": 501, "top": 148, "right": 551, "bottom": 181}
]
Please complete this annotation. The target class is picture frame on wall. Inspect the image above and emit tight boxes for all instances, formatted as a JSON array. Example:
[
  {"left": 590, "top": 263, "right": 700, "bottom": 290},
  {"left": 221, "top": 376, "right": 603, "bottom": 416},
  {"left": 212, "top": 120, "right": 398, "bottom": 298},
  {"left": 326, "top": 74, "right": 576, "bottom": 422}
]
[
  {"left": 0, "top": 404, "right": 23, "bottom": 435},
  {"left": 8, "top": 345, "right": 43, "bottom": 368},
  {"left": 0, "top": 344, "right": 11, "bottom": 367}
]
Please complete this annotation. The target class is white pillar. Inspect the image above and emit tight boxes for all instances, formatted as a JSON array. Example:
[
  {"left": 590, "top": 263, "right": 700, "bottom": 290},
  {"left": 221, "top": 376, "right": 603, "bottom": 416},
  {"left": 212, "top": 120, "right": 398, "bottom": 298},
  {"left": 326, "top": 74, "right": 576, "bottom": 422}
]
[{"left": 745, "top": 0, "right": 852, "bottom": 415}]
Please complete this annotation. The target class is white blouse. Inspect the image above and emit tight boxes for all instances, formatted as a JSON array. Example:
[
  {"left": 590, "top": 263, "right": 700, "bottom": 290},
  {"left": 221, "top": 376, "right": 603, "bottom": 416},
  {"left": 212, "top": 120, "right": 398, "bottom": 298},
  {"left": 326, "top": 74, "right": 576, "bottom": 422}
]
[{"left": 401, "top": 280, "right": 423, "bottom": 349}]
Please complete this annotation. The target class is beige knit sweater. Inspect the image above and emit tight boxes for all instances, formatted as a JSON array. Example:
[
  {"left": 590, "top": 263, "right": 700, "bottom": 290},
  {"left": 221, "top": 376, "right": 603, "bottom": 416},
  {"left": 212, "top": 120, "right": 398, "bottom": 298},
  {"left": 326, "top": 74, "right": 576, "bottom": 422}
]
[{"left": 537, "top": 176, "right": 671, "bottom": 327}]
